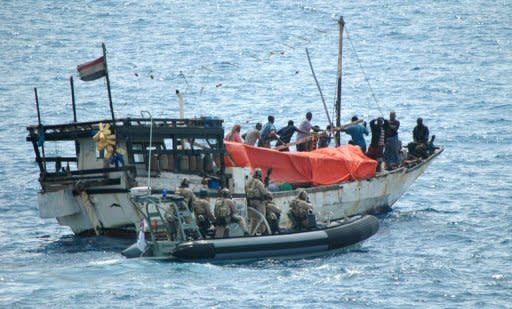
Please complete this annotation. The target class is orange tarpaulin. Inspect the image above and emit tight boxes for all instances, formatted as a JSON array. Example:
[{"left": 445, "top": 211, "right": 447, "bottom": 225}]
[{"left": 224, "top": 141, "right": 377, "bottom": 186}]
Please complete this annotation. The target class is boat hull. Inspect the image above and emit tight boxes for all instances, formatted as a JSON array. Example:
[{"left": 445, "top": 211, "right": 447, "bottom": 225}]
[{"left": 40, "top": 149, "right": 442, "bottom": 236}]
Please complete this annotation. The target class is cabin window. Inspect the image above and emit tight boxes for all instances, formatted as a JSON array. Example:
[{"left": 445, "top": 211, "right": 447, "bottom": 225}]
[
  {"left": 191, "top": 138, "right": 218, "bottom": 150},
  {"left": 132, "top": 143, "right": 145, "bottom": 163},
  {"left": 45, "top": 141, "right": 78, "bottom": 172}
]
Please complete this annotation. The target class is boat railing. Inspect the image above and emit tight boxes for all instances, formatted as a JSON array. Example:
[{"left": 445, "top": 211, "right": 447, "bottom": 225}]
[
  {"left": 26, "top": 117, "right": 223, "bottom": 135},
  {"left": 121, "top": 117, "right": 223, "bottom": 129},
  {"left": 27, "top": 116, "right": 227, "bottom": 184},
  {"left": 39, "top": 165, "right": 136, "bottom": 192},
  {"left": 247, "top": 207, "right": 271, "bottom": 236},
  {"left": 131, "top": 194, "right": 176, "bottom": 244},
  {"left": 132, "top": 193, "right": 202, "bottom": 244}
]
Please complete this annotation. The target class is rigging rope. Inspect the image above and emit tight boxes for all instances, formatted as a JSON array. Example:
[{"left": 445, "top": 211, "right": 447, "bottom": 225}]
[{"left": 344, "top": 27, "right": 384, "bottom": 117}]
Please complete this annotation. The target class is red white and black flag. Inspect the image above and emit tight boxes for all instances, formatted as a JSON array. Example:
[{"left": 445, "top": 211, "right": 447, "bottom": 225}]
[
  {"left": 76, "top": 56, "right": 107, "bottom": 81},
  {"left": 75, "top": 44, "right": 116, "bottom": 125}
]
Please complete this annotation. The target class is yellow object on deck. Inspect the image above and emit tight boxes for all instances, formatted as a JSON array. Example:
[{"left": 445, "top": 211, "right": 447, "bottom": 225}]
[{"left": 93, "top": 122, "right": 116, "bottom": 160}]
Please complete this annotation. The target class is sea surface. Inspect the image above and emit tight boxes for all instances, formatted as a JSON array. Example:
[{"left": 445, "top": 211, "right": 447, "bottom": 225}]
[{"left": 1, "top": 1, "right": 511, "bottom": 308}]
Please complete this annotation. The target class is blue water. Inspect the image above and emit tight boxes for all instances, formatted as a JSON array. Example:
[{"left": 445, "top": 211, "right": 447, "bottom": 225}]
[{"left": 1, "top": 0, "right": 511, "bottom": 307}]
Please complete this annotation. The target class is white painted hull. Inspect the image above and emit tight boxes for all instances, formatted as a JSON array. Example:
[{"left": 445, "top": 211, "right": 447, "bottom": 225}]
[{"left": 39, "top": 149, "right": 442, "bottom": 235}]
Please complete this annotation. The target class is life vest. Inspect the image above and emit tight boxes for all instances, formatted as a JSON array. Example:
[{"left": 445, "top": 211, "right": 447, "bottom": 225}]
[
  {"left": 289, "top": 199, "right": 309, "bottom": 219},
  {"left": 245, "top": 178, "right": 262, "bottom": 200},
  {"left": 193, "top": 200, "right": 207, "bottom": 216},
  {"left": 214, "top": 199, "right": 232, "bottom": 218}
]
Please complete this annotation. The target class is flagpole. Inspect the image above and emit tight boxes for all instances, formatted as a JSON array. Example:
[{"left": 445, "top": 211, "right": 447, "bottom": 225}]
[
  {"left": 102, "top": 43, "right": 116, "bottom": 130},
  {"left": 70, "top": 76, "right": 80, "bottom": 157},
  {"left": 34, "top": 87, "right": 46, "bottom": 171},
  {"left": 335, "top": 16, "right": 345, "bottom": 147},
  {"left": 70, "top": 76, "right": 77, "bottom": 122}
]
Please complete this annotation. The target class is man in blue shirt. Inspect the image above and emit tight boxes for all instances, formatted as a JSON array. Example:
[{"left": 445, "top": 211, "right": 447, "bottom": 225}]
[
  {"left": 344, "top": 116, "right": 369, "bottom": 152},
  {"left": 259, "top": 115, "right": 277, "bottom": 148}
]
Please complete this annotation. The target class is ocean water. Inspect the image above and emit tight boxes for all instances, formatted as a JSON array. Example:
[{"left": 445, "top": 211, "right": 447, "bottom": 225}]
[{"left": 1, "top": 0, "right": 511, "bottom": 308}]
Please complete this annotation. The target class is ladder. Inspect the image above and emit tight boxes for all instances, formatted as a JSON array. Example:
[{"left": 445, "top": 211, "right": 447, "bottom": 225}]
[
  {"left": 141, "top": 195, "right": 173, "bottom": 241},
  {"left": 170, "top": 197, "right": 202, "bottom": 241},
  {"left": 134, "top": 194, "right": 202, "bottom": 242}
]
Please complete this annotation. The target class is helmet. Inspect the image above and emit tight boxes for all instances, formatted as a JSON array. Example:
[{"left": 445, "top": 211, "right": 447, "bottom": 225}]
[
  {"left": 180, "top": 178, "right": 190, "bottom": 187},
  {"left": 199, "top": 189, "right": 208, "bottom": 198},
  {"left": 253, "top": 168, "right": 263, "bottom": 178},
  {"left": 297, "top": 189, "right": 308, "bottom": 201},
  {"left": 220, "top": 188, "right": 231, "bottom": 198}
]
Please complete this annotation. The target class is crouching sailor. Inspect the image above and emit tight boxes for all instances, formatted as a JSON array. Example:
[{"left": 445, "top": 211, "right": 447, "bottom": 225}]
[
  {"left": 287, "top": 190, "right": 317, "bottom": 231},
  {"left": 265, "top": 199, "right": 282, "bottom": 235},
  {"left": 214, "top": 188, "right": 249, "bottom": 238},
  {"left": 192, "top": 189, "right": 216, "bottom": 238}
]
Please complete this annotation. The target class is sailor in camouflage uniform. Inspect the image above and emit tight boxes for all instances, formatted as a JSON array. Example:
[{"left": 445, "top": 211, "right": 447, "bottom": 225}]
[
  {"left": 214, "top": 188, "right": 248, "bottom": 238},
  {"left": 245, "top": 168, "right": 273, "bottom": 234},
  {"left": 287, "top": 190, "right": 316, "bottom": 231},
  {"left": 192, "top": 189, "right": 215, "bottom": 238},
  {"left": 176, "top": 178, "right": 196, "bottom": 211},
  {"left": 175, "top": 178, "right": 196, "bottom": 225}
]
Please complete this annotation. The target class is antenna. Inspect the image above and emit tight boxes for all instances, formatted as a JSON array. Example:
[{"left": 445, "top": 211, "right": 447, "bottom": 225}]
[
  {"left": 140, "top": 110, "right": 153, "bottom": 194},
  {"left": 176, "top": 90, "right": 184, "bottom": 119}
]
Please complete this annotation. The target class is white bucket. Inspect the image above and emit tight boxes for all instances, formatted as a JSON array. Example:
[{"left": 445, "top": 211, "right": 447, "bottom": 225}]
[{"left": 130, "top": 186, "right": 150, "bottom": 197}]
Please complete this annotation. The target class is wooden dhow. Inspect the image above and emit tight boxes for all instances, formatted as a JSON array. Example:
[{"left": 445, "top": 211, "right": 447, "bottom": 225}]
[{"left": 26, "top": 17, "right": 443, "bottom": 237}]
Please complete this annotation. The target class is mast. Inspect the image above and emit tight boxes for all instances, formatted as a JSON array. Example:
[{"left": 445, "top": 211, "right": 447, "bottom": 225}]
[
  {"left": 102, "top": 43, "right": 116, "bottom": 130},
  {"left": 70, "top": 76, "right": 77, "bottom": 122},
  {"left": 335, "top": 16, "right": 345, "bottom": 147},
  {"left": 176, "top": 89, "right": 184, "bottom": 119},
  {"left": 33, "top": 87, "right": 45, "bottom": 172},
  {"left": 70, "top": 76, "right": 79, "bottom": 157}
]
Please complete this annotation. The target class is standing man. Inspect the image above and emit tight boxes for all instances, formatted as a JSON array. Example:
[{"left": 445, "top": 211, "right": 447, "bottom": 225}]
[
  {"left": 175, "top": 178, "right": 196, "bottom": 226},
  {"left": 383, "top": 111, "right": 401, "bottom": 170},
  {"left": 317, "top": 125, "right": 333, "bottom": 148},
  {"left": 259, "top": 116, "right": 277, "bottom": 148},
  {"left": 224, "top": 124, "right": 243, "bottom": 143},
  {"left": 192, "top": 189, "right": 216, "bottom": 238},
  {"left": 214, "top": 188, "right": 249, "bottom": 238},
  {"left": 296, "top": 112, "right": 313, "bottom": 152},
  {"left": 276, "top": 120, "right": 300, "bottom": 151},
  {"left": 176, "top": 178, "right": 196, "bottom": 211},
  {"left": 243, "top": 122, "right": 262, "bottom": 146},
  {"left": 245, "top": 168, "right": 273, "bottom": 235},
  {"left": 367, "top": 117, "right": 386, "bottom": 166},
  {"left": 344, "top": 116, "right": 369, "bottom": 152}
]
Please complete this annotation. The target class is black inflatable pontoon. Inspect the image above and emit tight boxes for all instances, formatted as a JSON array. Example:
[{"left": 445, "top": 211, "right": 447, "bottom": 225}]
[{"left": 123, "top": 214, "right": 379, "bottom": 263}]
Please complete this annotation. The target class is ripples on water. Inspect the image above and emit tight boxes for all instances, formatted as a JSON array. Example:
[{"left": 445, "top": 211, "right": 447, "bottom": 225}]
[{"left": 1, "top": 0, "right": 511, "bottom": 308}]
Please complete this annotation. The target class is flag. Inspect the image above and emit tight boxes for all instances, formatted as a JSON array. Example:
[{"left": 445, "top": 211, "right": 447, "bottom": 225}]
[
  {"left": 136, "top": 218, "right": 147, "bottom": 252},
  {"left": 77, "top": 56, "right": 106, "bottom": 81}
]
